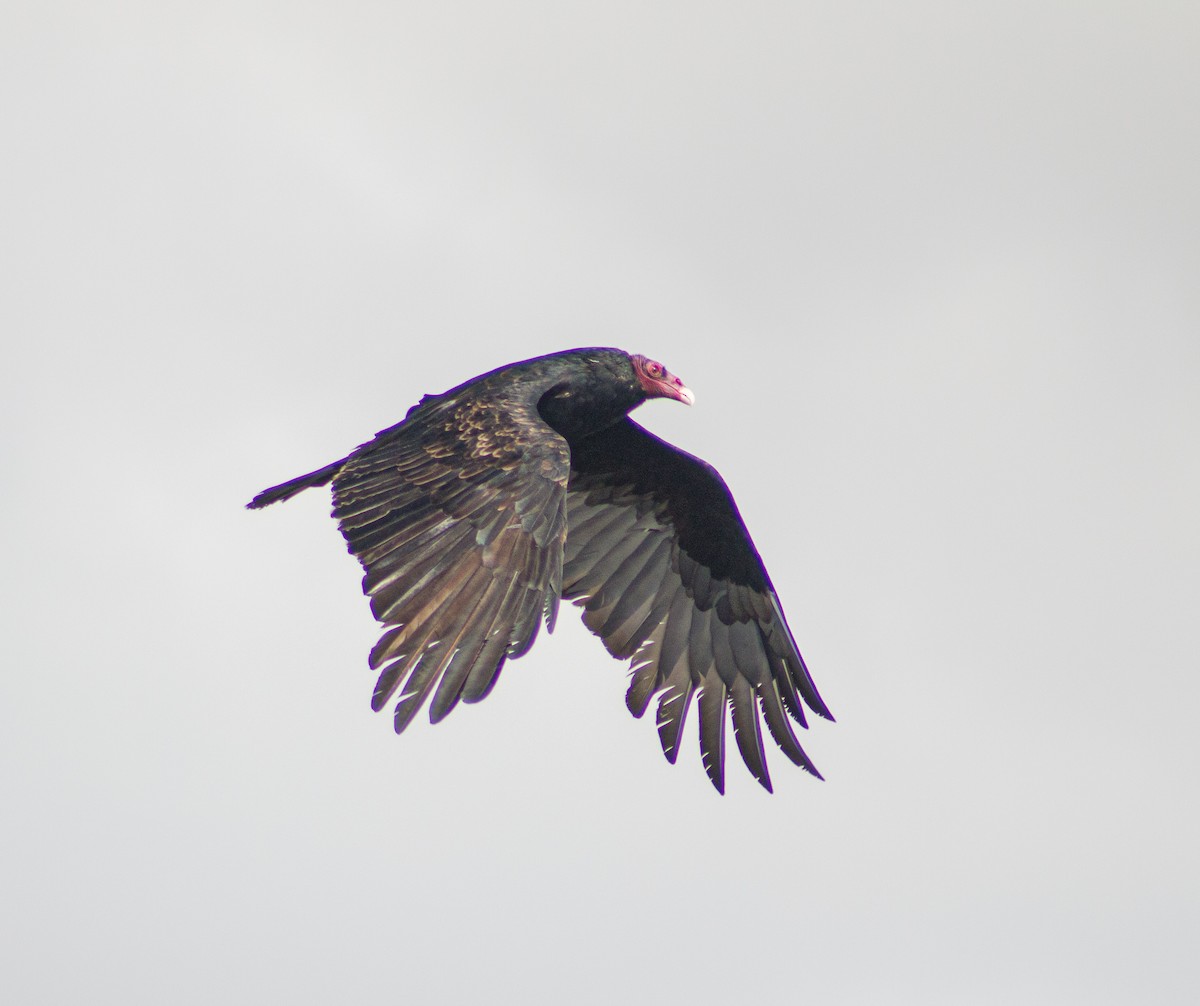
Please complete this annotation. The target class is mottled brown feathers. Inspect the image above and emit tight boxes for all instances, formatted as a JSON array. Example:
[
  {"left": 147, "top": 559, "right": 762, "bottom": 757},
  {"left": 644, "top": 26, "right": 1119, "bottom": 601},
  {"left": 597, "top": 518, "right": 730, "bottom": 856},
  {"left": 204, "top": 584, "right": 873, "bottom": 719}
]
[
  {"left": 247, "top": 348, "right": 832, "bottom": 793},
  {"left": 333, "top": 395, "right": 569, "bottom": 729}
]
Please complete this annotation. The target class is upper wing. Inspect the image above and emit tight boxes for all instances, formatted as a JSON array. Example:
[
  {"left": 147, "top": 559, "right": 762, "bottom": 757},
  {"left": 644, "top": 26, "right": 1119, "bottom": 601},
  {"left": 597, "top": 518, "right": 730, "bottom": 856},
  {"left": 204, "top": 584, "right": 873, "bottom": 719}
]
[
  {"left": 562, "top": 418, "right": 832, "bottom": 793},
  {"left": 330, "top": 394, "right": 571, "bottom": 731}
]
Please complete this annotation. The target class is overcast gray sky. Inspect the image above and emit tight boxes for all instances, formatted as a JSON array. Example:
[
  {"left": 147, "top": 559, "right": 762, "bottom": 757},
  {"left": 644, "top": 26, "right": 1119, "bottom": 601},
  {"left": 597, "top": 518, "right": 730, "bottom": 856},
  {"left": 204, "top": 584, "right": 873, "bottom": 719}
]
[{"left": 4, "top": 3, "right": 1198, "bottom": 1003}]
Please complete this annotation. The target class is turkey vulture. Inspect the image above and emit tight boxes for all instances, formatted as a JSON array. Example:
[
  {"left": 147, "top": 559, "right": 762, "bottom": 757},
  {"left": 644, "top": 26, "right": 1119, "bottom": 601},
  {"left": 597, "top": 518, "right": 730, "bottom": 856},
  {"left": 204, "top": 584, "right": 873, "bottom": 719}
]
[{"left": 248, "top": 348, "right": 832, "bottom": 792}]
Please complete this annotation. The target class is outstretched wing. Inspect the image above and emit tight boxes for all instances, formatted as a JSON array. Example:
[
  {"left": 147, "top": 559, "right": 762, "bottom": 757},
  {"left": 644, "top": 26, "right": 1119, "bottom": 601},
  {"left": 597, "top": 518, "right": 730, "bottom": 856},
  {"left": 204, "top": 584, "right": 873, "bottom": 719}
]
[
  {"left": 329, "top": 394, "right": 571, "bottom": 730},
  {"left": 562, "top": 418, "right": 832, "bottom": 793}
]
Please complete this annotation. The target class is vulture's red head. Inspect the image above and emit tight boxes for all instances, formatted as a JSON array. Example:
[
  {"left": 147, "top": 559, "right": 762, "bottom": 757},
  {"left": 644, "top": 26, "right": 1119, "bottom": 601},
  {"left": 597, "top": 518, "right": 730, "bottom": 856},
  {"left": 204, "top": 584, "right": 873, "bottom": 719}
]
[{"left": 632, "top": 354, "right": 695, "bottom": 406}]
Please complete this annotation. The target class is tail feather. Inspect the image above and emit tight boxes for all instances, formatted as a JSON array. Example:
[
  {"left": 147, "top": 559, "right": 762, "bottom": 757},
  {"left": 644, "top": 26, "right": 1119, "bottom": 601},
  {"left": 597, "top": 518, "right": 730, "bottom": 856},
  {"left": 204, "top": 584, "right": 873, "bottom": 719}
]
[{"left": 246, "top": 459, "right": 345, "bottom": 509}]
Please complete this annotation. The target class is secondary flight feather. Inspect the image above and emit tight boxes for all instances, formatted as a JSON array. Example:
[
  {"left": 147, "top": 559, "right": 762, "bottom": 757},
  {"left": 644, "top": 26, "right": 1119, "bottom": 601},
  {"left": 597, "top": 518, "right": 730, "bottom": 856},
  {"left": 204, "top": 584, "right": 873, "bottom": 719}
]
[{"left": 247, "top": 348, "right": 833, "bottom": 792}]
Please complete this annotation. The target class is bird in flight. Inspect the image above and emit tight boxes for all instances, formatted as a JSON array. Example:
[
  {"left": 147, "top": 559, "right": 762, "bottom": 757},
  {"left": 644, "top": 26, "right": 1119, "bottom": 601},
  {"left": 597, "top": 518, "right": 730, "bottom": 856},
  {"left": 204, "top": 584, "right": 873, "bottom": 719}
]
[{"left": 248, "top": 348, "right": 832, "bottom": 792}]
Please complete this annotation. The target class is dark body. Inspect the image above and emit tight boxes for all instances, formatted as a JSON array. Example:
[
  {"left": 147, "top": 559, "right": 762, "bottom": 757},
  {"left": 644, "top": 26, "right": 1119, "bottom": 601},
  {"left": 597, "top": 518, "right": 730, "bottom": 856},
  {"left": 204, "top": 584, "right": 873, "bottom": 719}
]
[{"left": 248, "top": 348, "right": 832, "bottom": 792}]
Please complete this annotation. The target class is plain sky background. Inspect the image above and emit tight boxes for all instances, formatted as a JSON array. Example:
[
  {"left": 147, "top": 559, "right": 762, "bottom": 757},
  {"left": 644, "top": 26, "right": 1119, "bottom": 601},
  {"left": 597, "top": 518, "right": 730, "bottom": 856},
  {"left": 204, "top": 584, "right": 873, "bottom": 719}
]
[{"left": 4, "top": 3, "right": 1198, "bottom": 1003}]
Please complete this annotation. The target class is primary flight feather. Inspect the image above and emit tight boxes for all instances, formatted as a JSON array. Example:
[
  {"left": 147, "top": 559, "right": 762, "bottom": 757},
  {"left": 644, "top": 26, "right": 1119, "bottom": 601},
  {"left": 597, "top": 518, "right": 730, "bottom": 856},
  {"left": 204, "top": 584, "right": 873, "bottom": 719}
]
[{"left": 247, "top": 348, "right": 833, "bottom": 792}]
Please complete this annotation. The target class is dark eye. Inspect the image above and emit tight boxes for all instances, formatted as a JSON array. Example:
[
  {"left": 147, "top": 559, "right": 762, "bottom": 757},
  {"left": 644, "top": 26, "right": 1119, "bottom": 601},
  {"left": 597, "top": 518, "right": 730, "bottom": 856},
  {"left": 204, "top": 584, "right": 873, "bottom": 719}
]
[{"left": 646, "top": 361, "right": 663, "bottom": 379}]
